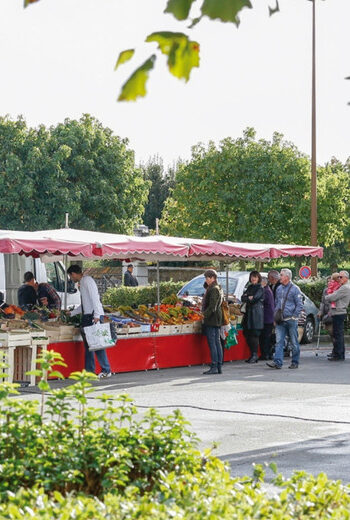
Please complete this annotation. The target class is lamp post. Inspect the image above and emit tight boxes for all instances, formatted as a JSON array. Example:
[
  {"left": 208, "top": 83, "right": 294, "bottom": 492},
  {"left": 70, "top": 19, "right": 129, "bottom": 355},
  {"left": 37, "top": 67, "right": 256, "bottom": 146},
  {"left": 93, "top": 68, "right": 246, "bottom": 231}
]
[{"left": 310, "top": 0, "right": 318, "bottom": 276}]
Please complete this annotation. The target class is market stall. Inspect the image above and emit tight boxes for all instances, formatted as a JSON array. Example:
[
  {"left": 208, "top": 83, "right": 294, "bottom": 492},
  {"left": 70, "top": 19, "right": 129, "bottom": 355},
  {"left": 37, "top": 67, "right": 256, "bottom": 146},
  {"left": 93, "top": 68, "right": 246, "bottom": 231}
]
[{"left": 0, "top": 227, "right": 323, "bottom": 382}]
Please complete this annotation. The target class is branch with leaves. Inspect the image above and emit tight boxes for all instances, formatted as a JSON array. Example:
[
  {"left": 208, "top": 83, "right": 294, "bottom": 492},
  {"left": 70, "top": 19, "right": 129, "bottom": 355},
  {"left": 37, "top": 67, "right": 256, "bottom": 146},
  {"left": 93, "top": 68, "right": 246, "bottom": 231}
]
[{"left": 24, "top": 0, "right": 347, "bottom": 105}]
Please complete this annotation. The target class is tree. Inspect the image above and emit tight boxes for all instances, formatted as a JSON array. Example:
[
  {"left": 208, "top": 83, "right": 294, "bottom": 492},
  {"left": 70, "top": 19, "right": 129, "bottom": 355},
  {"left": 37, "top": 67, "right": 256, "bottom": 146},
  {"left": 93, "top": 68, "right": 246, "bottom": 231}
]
[
  {"left": 160, "top": 128, "right": 349, "bottom": 246},
  {"left": 0, "top": 114, "right": 149, "bottom": 232},
  {"left": 141, "top": 156, "right": 176, "bottom": 230}
]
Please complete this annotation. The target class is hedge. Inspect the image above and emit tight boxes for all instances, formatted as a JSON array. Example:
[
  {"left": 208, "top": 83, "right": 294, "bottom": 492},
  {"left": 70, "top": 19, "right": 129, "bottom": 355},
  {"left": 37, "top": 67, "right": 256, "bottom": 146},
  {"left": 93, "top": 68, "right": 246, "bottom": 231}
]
[
  {"left": 1, "top": 351, "right": 350, "bottom": 518},
  {"left": 102, "top": 281, "right": 184, "bottom": 308},
  {"left": 295, "top": 278, "right": 326, "bottom": 308}
]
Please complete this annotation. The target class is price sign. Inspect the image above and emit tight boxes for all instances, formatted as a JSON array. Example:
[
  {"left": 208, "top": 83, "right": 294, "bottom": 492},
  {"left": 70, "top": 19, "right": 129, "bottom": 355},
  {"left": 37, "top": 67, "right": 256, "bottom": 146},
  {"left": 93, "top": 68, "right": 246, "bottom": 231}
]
[{"left": 299, "top": 266, "right": 311, "bottom": 279}]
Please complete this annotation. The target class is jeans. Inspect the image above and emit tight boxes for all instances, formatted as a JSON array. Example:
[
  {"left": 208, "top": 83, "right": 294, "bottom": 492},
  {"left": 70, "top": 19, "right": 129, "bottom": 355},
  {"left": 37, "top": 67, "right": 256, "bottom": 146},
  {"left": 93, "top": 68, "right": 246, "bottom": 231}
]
[
  {"left": 332, "top": 314, "right": 346, "bottom": 359},
  {"left": 205, "top": 326, "right": 223, "bottom": 367},
  {"left": 81, "top": 314, "right": 111, "bottom": 374},
  {"left": 274, "top": 319, "right": 300, "bottom": 367}
]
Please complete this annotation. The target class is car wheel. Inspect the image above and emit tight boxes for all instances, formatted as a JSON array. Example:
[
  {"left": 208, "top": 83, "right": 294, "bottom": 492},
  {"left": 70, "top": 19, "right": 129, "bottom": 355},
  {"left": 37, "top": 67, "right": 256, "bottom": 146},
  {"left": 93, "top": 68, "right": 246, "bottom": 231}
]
[{"left": 301, "top": 317, "right": 315, "bottom": 344}]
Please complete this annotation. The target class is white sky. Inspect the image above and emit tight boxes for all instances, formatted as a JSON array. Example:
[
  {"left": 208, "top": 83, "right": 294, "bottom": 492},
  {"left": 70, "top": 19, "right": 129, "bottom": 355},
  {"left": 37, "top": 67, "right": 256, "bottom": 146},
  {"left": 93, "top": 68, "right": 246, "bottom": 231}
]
[{"left": 0, "top": 0, "right": 349, "bottom": 168}]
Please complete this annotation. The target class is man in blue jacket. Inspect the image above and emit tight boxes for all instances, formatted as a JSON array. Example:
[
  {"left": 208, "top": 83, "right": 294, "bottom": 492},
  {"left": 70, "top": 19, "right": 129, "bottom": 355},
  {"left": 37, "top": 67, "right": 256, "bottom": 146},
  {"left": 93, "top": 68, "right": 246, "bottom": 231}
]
[{"left": 267, "top": 268, "right": 303, "bottom": 369}]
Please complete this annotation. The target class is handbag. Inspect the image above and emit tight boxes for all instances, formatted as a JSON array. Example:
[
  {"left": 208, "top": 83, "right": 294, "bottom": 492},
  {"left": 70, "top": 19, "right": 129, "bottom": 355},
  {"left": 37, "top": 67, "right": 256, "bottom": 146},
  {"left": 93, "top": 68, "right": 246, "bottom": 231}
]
[
  {"left": 83, "top": 321, "right": 117, "bottom": 351},
  {"left": 274, "top": 308, "right": 283, "bottom": 325},
  {"left": 274, "top": 284, "right": 293, "bottom": 325},
  {"left": 221, "top": 300, "right": 230, "bottom": 326}
]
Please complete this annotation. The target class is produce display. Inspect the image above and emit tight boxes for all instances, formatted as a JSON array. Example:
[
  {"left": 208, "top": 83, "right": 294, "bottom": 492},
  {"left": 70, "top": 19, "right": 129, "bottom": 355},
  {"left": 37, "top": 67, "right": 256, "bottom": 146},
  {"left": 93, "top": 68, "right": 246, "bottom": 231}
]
[{"left": 0, "top": 294, "right": 239, "bottom": 341}]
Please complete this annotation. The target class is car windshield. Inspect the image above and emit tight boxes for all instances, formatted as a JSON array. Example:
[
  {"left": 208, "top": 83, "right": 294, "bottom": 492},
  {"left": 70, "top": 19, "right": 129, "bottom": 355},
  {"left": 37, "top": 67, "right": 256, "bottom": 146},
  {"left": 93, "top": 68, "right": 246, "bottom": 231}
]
[
  {"left": 179, "top": 276, "right": 238, "bottom": 296},
  {"left": 218, "top": 277, "right": 238, "bottom": 295}
]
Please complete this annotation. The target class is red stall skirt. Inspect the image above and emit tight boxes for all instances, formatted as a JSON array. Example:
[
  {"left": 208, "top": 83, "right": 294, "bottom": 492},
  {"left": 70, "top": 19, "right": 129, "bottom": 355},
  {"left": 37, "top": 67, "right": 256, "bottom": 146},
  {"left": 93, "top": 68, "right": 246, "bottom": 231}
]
[{"left": 48, "top": 331, "right": 250, "bottom": 377}]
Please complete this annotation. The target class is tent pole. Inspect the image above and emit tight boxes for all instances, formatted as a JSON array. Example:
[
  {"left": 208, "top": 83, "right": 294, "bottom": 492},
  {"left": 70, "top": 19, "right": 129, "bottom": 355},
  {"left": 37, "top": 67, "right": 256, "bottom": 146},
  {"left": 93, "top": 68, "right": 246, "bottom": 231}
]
[
  {"left": 156, "top": 260, "right": 160, "bottom": 308},
  {"left": 225, "top": 263, "right": 229, "bottom": 301},
  {"left": 155, "top": 218, "right": 160, "bottom": 308},
  {"left": 63, "top": 254, "right": 68, "bottom": 310}
]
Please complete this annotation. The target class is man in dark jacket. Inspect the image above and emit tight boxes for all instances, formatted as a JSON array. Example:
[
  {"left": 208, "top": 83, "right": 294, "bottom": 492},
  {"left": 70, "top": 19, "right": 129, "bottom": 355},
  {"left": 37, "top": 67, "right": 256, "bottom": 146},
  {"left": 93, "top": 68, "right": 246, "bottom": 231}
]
[
  {"left": 202, "top": 269, "right": 224, "bottom": 375},
  {"left": 18, "top": 271, "right": 38, "bottom": 309},
  {"left": 268, "top": 270, "right": 281, "bottom": 301},
  {"left": 124, "top": 264, "right": 139, "bottom": 287}
]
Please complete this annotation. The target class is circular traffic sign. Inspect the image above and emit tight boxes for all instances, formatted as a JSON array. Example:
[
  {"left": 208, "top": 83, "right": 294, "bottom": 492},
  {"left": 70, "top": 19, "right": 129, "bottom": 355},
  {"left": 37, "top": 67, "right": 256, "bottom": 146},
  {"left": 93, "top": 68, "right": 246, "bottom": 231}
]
[{"left": 299, "top": 266, "right": 311, "bottom": 279}]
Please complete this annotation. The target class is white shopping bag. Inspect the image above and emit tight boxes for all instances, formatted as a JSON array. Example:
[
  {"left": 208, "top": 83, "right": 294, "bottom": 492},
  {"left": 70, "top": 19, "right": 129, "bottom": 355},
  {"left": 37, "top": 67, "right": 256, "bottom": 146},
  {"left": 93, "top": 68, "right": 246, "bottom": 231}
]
[{"left": 83, "top": 322, "right": 116, "bottom": 351}]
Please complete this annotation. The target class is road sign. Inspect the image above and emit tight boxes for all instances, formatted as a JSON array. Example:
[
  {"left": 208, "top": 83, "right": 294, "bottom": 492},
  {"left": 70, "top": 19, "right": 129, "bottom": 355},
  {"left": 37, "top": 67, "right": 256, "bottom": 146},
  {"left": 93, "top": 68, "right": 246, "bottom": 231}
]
[{"left": 299, "top": 266, "right": 312, "bottom": 279}]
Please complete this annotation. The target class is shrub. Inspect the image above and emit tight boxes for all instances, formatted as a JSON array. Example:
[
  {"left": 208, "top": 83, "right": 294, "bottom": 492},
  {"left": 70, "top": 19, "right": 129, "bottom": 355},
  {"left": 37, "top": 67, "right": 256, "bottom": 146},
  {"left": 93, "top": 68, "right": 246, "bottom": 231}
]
[
  {"left": 103, "top": 281, "right": 184, "bottom": 307},
  {"left": 2, "top": 468, "right": 350, "bottom": 519},
  {"left": 2, "top": 352, "right": 350, "bottom": 519},
  {"left": 295, "top": 278, "right": 326, "bottom": 307}
]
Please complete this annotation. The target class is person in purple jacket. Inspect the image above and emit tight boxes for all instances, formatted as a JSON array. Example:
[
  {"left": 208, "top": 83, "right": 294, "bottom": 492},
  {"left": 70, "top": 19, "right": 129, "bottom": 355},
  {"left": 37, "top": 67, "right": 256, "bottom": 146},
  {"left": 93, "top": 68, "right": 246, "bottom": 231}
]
[{"left": 259, "top": 277, "right": 275, "bottom": 360}]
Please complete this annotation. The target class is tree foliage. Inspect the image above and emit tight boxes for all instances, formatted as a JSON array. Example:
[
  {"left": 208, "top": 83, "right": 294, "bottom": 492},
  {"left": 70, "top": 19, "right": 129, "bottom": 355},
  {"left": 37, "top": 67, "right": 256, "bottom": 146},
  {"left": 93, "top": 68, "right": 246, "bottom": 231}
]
[
  {"left": 141, "top": 155, "right": 176, "bottom": 230},
  {"left": 0, "top": 114, "right": 149, "bottom": 232},
  {"left": 160, "top": 128, "right": 349, "bottom": 247}
]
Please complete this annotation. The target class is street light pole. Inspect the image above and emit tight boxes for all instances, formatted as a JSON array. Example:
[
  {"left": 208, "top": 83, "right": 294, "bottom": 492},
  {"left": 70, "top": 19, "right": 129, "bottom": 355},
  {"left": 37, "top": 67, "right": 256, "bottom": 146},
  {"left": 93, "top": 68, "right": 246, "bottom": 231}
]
[{"left": 310, "top": 0, "right": 318, "bottom": 276}]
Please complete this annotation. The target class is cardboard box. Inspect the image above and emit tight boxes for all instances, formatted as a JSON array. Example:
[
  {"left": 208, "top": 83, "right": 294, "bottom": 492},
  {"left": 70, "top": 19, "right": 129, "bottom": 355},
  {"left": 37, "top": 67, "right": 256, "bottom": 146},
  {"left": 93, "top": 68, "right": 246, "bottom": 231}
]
[
  {"left": 182, "top": 323, "right": 194, "bottom": 334},
  {"left": 158, "top": 325, "right": 173, "bottom": 335}
]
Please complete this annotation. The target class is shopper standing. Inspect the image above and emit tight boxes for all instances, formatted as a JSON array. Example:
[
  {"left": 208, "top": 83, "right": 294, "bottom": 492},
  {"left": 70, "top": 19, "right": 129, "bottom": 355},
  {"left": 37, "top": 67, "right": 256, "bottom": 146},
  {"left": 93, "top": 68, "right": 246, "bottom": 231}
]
[
  {"left": 267, "top": 268, "right": 303, "bottom": 369},
  {"left": 259, "top": 276, "right": 275, "bottom": 360},
  {"left": 241, "top": 271, "right": 264, "bottom": 364},
  {"left": 202, "top": 269, "right": 224, "bottom": 375},
  {"left": 67, "top": 265, "right": 112, "bottom": 379},
  {"left": 325, "top": 270, "right": 350, "bottom": 361}
]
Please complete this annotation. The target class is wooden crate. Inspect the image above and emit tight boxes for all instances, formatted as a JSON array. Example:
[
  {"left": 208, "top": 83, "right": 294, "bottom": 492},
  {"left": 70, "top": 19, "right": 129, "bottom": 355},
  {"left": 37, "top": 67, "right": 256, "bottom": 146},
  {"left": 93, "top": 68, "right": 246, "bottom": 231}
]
[{"left": 1, "top": 344, "right": 37, "bottom": 386}]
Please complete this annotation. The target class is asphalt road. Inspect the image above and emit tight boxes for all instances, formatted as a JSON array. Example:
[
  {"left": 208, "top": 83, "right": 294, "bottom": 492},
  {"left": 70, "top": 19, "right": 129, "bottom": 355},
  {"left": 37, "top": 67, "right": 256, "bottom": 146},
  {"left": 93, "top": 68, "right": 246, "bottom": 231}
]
[{"left": 19, "top": 343, "right": 350, "bottom": 484}]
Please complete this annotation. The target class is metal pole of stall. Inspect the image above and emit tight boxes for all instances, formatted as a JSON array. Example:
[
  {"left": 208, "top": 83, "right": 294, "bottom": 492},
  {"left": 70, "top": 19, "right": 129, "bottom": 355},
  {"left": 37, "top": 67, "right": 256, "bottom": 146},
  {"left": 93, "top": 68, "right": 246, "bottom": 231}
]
[
  {"left": 156, "top": 260, "right": 160, "bottom": 309},
  {"left": 63, "top": 212, "right": 69, "bottom": 310},
  {"left": 155, "top": 218, "right": 160, "bottom": 308},
  {"left": 63, "top": 254, "right": 68, "bottom": 310},
  {"left": 225, "top": 263, "right": 229, "bottom": 301}
]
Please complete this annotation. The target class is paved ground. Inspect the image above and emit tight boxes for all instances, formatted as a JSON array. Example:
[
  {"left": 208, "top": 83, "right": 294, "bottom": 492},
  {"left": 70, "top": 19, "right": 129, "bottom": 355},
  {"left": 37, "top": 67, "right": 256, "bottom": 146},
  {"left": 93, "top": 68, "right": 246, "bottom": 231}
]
[{"left": 18, "top": 343, "right": 350, "bottom": 484}]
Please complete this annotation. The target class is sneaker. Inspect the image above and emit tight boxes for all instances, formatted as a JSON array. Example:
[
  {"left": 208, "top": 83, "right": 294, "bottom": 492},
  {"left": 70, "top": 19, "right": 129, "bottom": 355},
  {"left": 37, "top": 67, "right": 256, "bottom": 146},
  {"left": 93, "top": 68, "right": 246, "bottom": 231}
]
[
  {"left": 98, "top": 371, "right": 112, "bottom": 379},
  {"left": 288, "top": 363, "right": 299, "bottom": 369},
  {"left": 266, "top": 361, "right": 281, "bottom": 369}
]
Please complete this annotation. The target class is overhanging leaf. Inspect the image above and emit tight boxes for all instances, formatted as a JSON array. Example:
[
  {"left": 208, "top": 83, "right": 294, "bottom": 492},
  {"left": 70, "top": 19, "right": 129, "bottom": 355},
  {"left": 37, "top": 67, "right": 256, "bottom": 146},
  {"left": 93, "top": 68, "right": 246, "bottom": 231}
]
[
  {"left": 164, "top": 0, "right": 197, "bottom": 20},
  {"left": 201, "top": 0, "right": 252, "bottom": 25},
  {"left": 118, "top": 55, "right": 156, "bottom": 102},
  {"left": 24, "top": 0, "right": 40, "bottom": 6},
  {"left": 114, "top": 49, "right": 135, "bottom": 71},
  {"left": 146, "top": 32, "right": 199, "bottom": 82}
]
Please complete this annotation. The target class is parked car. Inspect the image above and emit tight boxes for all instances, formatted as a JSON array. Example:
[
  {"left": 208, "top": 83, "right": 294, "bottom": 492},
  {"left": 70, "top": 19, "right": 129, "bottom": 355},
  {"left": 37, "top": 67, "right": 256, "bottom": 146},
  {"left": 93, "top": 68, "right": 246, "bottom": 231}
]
[{"left": 177, "top": 271, "right": 319, "bottom": 343}]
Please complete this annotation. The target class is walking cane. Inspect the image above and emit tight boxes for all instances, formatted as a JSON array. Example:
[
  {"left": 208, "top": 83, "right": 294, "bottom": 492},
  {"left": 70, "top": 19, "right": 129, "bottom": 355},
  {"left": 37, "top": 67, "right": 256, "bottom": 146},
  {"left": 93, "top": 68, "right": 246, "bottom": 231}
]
[{"left": 315, "top": 320, "right": 322, "bottom": 357}]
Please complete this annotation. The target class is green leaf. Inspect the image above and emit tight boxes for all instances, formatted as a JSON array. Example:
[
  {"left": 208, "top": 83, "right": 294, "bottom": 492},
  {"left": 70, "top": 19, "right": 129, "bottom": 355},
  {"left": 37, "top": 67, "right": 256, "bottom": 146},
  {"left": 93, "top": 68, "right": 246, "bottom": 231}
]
[
  {"left": 38, "top": 380, "right": 50, "bottom": 392},
  {"left": 49, "top": 371, "right": 64, "bottom": 379},
  {"left": 201, "top": 0, "right": 252, "bottom": 25},
  {"left": 146, "top": 32, "right": 199, "bottom": 82},
  {"left": 114, "top": 49, "right": 135, "bottom": 71},
  {"left": 164, "top": 0, "right": 197, "bottom": 20},
  {"left": 26, "top": 370, "right": 42, "bottom": 377},
  {"left": 24, "top": 0, "right": 40, "bottom": 6},
  {"left": 118, "top": 55, "right": 156, "bottom": 102},
  {"left": 269, "top": 462, "right": 278, "bottom": 474}
]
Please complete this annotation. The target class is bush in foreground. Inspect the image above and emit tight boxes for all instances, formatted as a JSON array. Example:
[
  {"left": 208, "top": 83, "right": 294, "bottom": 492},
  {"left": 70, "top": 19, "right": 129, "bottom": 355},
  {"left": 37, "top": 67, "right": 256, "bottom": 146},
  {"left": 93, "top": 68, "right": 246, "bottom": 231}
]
[{"left": 1, "top": 351, "right": 350, "bottom": 519}]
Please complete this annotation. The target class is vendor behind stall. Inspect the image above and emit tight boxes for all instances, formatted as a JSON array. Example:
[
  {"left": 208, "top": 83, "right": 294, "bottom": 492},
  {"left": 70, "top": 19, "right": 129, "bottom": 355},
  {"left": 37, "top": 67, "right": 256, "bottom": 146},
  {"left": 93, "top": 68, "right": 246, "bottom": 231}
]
[
  {"left": 18, "top": 271, "right": 38, "bottom": 309},
  {"left": 37, "top": 282, "right": 61, "bottom": 310}
]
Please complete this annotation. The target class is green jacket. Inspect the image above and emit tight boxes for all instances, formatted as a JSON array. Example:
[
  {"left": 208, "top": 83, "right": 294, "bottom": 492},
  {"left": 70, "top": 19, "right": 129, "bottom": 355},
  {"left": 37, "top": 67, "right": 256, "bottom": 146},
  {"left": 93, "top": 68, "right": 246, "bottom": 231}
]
[{"left": 203, "top": 282, "right": 223, "bottom": 327}]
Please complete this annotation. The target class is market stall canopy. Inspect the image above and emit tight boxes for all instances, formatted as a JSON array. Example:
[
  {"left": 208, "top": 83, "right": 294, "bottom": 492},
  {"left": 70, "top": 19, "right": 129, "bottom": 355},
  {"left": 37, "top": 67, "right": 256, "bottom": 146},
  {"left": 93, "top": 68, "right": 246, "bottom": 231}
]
[
  {"left": 0, "top": 229, "right": 94, "bottom": 258},
  {"left": 0, "top": 228, "right": 323, "bottom": 261}
]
